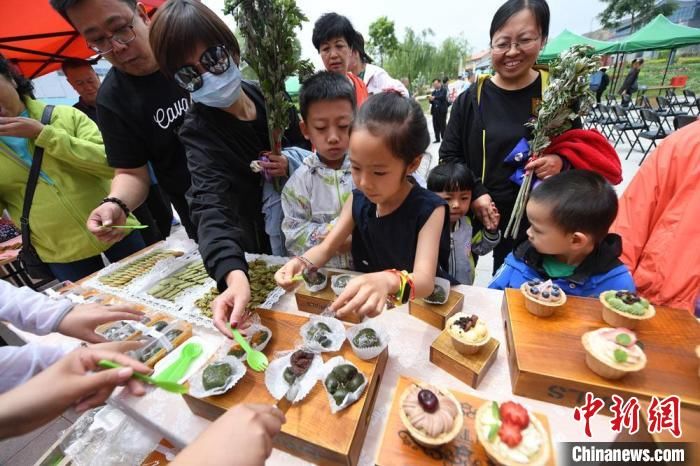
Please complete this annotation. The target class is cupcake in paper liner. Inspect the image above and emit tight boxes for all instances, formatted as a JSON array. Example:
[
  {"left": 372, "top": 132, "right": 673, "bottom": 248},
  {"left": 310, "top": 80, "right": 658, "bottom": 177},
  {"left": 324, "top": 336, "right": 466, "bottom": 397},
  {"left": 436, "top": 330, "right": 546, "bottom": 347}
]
[
  {"left": 264, "top": 348, "right": 323, "bottom": 404},
  {"left": 423, "top": 277, "right": 450, "bottom": 305},
  {"left": 321, "top": 356, "right": 368, "bottom": 414},
  {"left": 331, "top": 274, "right": 353, "bottom": 296},
  {"left": 300, "top": 315, "right": 345, "bottom": 352},
  {"left": 346, "top": 320, "right": 389, "bottom": 360},
  {"left": 188, "top": 356, "right": 246, "bottom": 398},
  {"left": 225, "top": 323, "right": 273, "bottom": 360},
  {"left": 303, "top": 267, "right": 328, "bottom": 293}
]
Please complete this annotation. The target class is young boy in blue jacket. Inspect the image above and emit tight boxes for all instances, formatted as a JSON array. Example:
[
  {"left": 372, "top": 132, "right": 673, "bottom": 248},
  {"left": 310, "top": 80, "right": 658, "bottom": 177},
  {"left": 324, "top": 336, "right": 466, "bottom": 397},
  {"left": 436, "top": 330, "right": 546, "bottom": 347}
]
[{"left": 489, "top": 170, "right": 635, "bottom": 296}]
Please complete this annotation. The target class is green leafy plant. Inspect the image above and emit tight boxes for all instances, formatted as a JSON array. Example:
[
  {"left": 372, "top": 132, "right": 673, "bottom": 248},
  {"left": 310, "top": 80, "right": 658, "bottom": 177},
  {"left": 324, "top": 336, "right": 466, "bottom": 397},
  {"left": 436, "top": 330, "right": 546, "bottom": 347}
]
[
  {"left": 224, "top": 0, "right": 313, "bottom": 155},
  {"left": 504, "top": 45, "right": 598, "bottom": 239},
  {"left": 368, "top": 16, "right": 399, "bottom": 67}
]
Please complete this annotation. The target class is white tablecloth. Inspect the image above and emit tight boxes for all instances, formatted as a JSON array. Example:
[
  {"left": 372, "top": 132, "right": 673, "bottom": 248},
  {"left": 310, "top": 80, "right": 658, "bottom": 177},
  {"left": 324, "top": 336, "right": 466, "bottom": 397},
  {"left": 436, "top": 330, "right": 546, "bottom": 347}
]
[{"left": 7, "top": 284, "right": 616, "bottom": 464}]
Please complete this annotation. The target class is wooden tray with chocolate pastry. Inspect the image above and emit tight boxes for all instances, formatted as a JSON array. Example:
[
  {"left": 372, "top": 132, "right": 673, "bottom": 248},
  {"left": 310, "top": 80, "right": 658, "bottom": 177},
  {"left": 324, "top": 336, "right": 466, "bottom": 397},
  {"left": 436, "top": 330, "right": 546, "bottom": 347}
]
[
  {"left": 376, "top": 376, "right": 555, "bottom": 466},
  {"left": 183, "top": 309, "right": 388, "bottom": 466}
]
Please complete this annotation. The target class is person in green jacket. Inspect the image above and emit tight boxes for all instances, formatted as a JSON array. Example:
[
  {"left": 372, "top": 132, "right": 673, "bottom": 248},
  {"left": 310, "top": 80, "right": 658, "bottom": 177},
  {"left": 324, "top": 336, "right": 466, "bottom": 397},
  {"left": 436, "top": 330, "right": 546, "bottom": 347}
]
[{"left": 0, "top": 54, "right": 145, "bottom": 281}]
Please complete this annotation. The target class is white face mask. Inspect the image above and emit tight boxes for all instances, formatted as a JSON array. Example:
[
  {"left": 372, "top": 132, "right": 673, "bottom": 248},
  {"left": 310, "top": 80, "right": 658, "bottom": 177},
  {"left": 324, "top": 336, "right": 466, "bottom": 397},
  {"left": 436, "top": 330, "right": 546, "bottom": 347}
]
[{"left": 190, "top": 62, "right": 242, "bottom": 108}]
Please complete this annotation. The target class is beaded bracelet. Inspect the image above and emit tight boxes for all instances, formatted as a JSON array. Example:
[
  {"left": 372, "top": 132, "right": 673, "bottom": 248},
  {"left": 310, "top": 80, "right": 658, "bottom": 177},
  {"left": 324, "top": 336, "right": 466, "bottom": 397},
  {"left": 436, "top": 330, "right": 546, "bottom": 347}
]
[
  {"left": 100, "top": 197, "right": 130, "bottom": 217},
  {"left": 294, "top": 255, "right": 316, "bottom": 270}
]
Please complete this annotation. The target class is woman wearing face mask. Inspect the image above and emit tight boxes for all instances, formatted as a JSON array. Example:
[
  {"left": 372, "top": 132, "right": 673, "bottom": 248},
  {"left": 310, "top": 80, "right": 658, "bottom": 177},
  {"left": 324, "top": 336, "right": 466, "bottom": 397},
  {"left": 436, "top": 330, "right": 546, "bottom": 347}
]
[
  {"left": 440, "top": 0, "right": 574, "bottom": 274},
  {"left": 149, "top": 0, "right": 309, "bottom": 336}
]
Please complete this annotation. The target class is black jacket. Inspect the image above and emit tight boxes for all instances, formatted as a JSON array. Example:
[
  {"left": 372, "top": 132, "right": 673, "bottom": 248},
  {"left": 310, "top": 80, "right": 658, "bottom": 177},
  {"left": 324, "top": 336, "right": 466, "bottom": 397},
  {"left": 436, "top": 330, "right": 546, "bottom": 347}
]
[
  {"left": 619, "top": 68, "right": 640, "bottom": 95},
  {"left": 430, "top": 86, "right": 448, "bottom": 114},
  {"left": 179, "top": 81, "right": 309, "bottom": 290},
  {"left": 438, "top": 80, "right": 492, "bottom": 200}
]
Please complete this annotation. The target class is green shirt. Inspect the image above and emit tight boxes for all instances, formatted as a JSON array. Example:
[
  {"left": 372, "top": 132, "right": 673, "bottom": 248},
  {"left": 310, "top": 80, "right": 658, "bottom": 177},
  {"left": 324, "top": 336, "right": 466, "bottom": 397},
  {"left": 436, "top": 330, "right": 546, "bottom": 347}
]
[{"left": 542, "top": 256, "right": 577, "bottom": 278}]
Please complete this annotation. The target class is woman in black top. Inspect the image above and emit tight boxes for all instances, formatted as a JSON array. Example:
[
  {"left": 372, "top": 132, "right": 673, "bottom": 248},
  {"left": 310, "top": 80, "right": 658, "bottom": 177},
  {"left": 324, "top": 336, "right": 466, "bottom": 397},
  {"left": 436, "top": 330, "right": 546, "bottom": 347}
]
[
  {"left": 440, "top": 0, "right": 566, "bottom": 273},
  {"left": 149, "top": 0, "right": 308, "bottom": 336}
]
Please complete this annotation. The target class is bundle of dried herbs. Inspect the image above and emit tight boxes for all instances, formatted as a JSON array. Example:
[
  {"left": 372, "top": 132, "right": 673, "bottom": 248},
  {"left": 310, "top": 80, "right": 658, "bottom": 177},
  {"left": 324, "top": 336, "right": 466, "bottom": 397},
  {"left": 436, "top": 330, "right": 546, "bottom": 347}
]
[
  {"left": 504, "top": 45, "right": 598, "bottom": 239},
  {"left": 225, "top": 0, "right": 314, "bottom": 155}
]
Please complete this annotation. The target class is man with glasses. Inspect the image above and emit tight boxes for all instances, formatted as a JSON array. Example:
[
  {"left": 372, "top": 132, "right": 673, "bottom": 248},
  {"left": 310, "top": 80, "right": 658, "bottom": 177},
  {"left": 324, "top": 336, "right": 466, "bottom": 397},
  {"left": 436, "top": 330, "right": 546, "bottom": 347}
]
[
  {"left": 61, "top": 56, "right": 174, "bottom": 245},
  {"left": 50, "top": 0, "right": 196, "bottom": 244}
]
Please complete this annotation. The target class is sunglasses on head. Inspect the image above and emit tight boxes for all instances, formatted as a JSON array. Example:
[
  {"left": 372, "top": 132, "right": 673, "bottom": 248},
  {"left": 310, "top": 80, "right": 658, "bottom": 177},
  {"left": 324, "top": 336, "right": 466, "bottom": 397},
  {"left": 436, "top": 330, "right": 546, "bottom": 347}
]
[{"left": 174, "top": 44, "right": 231, "bottom": 92}]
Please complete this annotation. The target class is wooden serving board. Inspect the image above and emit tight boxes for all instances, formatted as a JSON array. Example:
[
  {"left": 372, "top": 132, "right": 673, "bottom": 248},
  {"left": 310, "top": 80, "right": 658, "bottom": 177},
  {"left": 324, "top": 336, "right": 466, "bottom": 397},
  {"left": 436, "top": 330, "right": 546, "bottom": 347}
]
[
  {"left": 375, "top": 376, "right": 555, "bottom": 466},
  {"left": 183, "top": 309, "right": 388, "bottom": 466},
  {"left": 408, "top": 291, "right": 464, "bottom": 329},
  {"left": 502, "top": 288, "right": 700, "bottom": 411},
  {"left": 295, "top": 272, "right": 362, "bottom": 323},
  {"left": 430, "top": 329, "right": 499, "bottom": 388}
]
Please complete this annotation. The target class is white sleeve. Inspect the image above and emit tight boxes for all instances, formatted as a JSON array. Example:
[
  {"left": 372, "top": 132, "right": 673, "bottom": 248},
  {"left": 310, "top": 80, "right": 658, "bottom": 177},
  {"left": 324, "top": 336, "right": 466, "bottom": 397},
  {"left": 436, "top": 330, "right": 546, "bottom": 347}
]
[
  {"left": 0, "top": 343, "right": 78, "bottom": 393},
  {"left": 367, "top": 67, "right": 409, "bottom": 97},
  {"left": 0, "top": 280, "right": 74, "bottom": 335}
]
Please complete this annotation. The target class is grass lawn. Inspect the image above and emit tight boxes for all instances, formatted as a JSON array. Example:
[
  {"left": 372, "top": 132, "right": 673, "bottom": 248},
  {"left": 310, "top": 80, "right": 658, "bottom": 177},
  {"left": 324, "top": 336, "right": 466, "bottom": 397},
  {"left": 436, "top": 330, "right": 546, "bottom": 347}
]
[{"left": 620, "top": 59, "right": 700, "bottom": 94}]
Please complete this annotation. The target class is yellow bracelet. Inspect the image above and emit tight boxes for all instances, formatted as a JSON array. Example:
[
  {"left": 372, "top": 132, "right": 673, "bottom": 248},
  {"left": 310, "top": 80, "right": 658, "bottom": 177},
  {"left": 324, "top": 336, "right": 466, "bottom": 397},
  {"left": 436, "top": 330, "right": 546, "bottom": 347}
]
[{"left": 386, "top": 269, "right": 413, "bottom": 305}]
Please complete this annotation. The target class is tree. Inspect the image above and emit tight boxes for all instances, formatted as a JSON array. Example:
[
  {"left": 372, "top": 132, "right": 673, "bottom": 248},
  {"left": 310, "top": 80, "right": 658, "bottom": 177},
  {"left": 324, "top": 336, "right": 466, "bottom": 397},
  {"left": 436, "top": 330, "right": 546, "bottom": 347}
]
[
  {"left": 383, "top": 28, "right": 470, "bottom": 96},
  {"left": 368, "top": 16, "right": 399, "bottom": 67},
  {"left": 223, "top": 0, "right": 313, "bottom": 155},
  {"left": 598, "top": 0, "right": 678, "bottom": 34}
]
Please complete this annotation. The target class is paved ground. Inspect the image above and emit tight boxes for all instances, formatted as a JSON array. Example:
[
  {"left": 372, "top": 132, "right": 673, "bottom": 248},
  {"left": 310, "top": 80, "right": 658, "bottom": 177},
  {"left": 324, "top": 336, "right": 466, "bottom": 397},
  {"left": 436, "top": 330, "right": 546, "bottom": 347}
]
[{"left": 0, "top": 112, "right": 646, "bottom": 465}]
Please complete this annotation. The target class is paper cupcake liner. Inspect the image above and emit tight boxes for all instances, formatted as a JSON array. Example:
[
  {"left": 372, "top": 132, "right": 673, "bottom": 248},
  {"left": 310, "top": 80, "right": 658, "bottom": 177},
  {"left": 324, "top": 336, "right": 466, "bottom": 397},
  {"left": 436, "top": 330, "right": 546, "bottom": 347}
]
[
  {"left": 423, "top": 277, "right": 451, "bottom": 305},
  {"left": 331, "top": 274, "right": 353, "bottom": 296},
  {"left": 346, "top": 320, "right": 389, "bottom": 360},
  {"left": 188, "top": 356, "right": 247, "bottom": 398},
  {"left": 300, "top": 315, "right": 346, "bottom": 352},
  {"left": 264, "top": 349, "right": 324, "bottom": 403},
  {"left": 321, "top": 356, "right": 368, "bottom": 414},
  {"left": 304, "top": 269, "right": 329, "bottom": 293}
]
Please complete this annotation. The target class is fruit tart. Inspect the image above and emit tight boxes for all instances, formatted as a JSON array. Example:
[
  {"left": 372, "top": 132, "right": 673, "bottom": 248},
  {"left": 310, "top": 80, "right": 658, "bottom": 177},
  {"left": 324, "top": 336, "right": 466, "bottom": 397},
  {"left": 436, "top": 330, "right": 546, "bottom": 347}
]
[
  {"left": 520, "top": 279, "right": 566, "bottom": 317},
  {"left": 446, "top": 313, "right": 489, "bottom": 355},
  {"left": 476, "top": 400, "right": 550, "bottom": 466},
  {"left": 599, "top": 291, "right": 655, "bottom": 329},
  {"left": 399, "top": 383, "right": 464, "bottom": 448},
  {"left": 581, "top": 327, "right": 647, "bottom": 380}
]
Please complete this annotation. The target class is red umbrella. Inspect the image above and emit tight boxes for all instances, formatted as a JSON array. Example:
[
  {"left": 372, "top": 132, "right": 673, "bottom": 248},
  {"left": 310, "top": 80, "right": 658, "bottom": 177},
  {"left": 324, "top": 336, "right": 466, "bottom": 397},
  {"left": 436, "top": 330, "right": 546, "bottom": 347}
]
[{"left": 0, "top": 0, "right": 164, "bottom": 78}]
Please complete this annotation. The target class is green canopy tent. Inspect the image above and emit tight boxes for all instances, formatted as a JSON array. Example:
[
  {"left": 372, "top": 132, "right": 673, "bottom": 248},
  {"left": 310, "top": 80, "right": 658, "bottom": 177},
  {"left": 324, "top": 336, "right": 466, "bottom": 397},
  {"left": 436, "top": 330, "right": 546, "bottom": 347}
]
[
  {"left": 285, "top": 75, "right": 301, "bottom": 97},
  {"left": 615, "top": 15, "right": 700, "bottom": 87},
  {"left": 538, "top": 29, "right": 619, "bottom": 62}
]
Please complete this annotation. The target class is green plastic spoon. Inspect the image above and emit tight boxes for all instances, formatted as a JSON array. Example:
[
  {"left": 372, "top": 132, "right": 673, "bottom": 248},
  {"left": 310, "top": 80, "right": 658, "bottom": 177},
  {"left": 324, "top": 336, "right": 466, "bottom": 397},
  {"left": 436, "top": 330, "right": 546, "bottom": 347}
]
[
  {"left": 155, "top": 342, "right": 203, "bottom": 383},
  {"left": 99, "top": 224, "right": 150, "bottom": 230},
  {"left": 97, "top": 359, "right": 188, "bottom": 394}
]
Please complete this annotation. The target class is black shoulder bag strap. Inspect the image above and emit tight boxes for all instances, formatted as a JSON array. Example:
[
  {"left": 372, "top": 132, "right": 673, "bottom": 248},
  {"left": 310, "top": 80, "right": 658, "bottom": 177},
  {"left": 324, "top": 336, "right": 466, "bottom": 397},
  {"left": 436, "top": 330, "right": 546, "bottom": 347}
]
[{"left": 20, "top": 105, "right": 55, "bottom": 260}]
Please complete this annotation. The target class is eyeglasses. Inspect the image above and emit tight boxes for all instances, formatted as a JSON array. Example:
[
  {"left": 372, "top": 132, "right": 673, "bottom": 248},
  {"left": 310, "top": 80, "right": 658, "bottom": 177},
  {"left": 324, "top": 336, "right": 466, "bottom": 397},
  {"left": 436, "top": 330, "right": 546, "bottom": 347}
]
[
  {"left": 86, "top": 13, "right": 136, "bottom": 55},
  {"left": 490, "top": 36, "right": 541, "bottom": 54},
  {"left": 174, "top": 45, "right": 231, "bottom": 92}
]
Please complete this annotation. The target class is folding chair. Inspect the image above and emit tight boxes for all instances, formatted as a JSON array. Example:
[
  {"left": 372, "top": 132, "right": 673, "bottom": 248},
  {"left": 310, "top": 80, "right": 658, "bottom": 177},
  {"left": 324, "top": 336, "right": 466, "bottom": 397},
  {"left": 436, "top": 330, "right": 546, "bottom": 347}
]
[
  {"left": 596, "top": 104, "right": 618, "bottom": 140},
  {"left": 667, "top": 88, "right": 686, "bottom": 107},
  {"left": 638, "top": 109, "right": 669, "bottom": 165},
  {"left": 674, "top": 115, "right": 697, "bottom": 130},
  {"left": 684, "top": 90, "right": 698, "bottom": 115},
  {"left": 612, "top": 105, "right": 646, "bottom": 159},
  {"left": 642, "top": 97, "right": 675, "bottom": 133},
  {"left": 657, "top": 96, "right": 688, "bottom": 118},
  {"left": 585, "top": 104, "right": 602, "bottom": 130}
]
